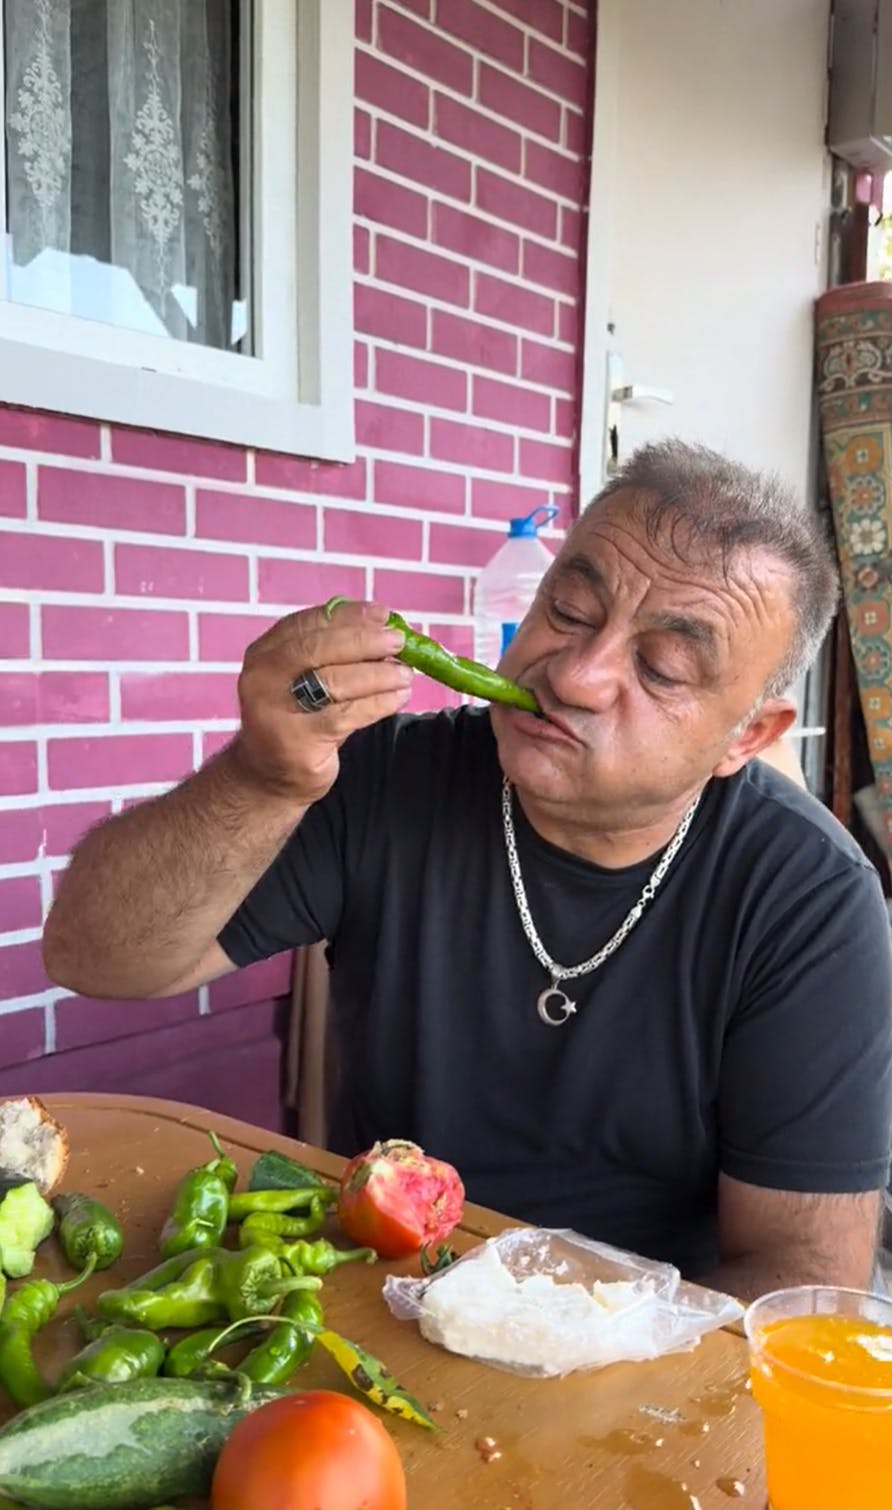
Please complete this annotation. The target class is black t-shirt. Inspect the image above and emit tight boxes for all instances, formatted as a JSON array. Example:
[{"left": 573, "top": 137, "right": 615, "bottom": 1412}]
[{"left": 219, "top": 708, "right": 892, "bottom": 1276}]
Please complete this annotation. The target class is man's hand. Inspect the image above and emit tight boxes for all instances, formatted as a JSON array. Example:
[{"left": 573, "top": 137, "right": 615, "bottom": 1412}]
[
  {"left": 698, "top": 1174, "right": 882, "bottom": 1301},
  {"left": 43, "top": 599, "right": 411, "bottom": 999},
  {"left": 233, "top": 598, "right": 412, "bottom": 804}
]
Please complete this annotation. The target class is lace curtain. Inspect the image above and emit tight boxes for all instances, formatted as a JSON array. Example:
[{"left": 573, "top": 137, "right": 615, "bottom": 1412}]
[{"left": 3, "top": 0, "right": 238, "bottom": 350}]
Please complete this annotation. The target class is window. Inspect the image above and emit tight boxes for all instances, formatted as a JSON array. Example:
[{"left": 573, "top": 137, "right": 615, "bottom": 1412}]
[{"left": 0, "top": 0, "right": 354, "bottom": 459}]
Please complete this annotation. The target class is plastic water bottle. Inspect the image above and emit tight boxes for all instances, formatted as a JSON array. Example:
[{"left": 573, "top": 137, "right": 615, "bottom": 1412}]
[{"left": 473, "top": 505, "right": 559, "bottom": 668}]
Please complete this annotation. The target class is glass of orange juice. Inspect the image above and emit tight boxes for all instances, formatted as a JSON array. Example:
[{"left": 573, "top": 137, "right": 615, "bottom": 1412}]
[{"left": 744, "top": 1285, "right": 892, "bottom": 1510}]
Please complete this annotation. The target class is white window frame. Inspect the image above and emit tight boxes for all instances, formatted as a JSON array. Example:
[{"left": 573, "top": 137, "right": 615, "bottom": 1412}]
[{"left": 0, "top": 0, "right": 355, "bottom": 461}]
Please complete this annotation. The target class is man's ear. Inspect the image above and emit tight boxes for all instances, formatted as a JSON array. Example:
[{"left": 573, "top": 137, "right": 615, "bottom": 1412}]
[{"left": 712, "top": 699, "right": 798, "bottom": 778}]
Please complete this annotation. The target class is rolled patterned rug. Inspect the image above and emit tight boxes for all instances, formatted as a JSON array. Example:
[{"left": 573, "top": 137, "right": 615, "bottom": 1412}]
[{"left": 815, "top": 281, "right": 892, "bottom": 849}]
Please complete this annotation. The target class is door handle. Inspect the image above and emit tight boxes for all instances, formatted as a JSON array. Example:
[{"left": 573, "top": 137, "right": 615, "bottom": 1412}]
[
  {"left": 603, "top": 352, "right": 676, "bottom": 480},
  {"left": 610, "top": 383, "right": 675, "bottom": 405}
]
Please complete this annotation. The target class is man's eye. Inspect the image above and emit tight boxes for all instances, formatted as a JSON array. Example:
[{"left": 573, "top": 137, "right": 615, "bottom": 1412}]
[
  {"left": 637, "top": 656, "right": 679, "bottom": 688},
  {"left": 549, "top": 600, "right": 588, "bottom": 627}
]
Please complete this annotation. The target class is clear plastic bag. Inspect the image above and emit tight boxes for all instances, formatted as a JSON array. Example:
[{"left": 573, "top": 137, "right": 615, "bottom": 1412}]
[{"left": 382, "top": 1227, "right": 743, "bottom": 1378}]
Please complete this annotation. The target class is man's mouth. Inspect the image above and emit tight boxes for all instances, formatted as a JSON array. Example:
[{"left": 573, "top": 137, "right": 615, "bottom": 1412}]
[
  {"left": 508, "top": 698, "right": 583, "bottom": 744},
  {"left": 540, "top": 707, "right": 580, "bottom": 741}
]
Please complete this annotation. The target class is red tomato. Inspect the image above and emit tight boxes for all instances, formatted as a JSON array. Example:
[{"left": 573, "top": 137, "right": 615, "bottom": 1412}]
[
  {"left": 338, "top": 1138, "right": 465, "bottom": 1260},
  {"left": 211, "top": 1390, "right": 407, "bottom": 1510}
]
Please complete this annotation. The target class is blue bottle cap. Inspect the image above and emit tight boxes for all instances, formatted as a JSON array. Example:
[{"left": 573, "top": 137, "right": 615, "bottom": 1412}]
[{"left": 508, "top": 505, "right": 559, "bottom": 538}]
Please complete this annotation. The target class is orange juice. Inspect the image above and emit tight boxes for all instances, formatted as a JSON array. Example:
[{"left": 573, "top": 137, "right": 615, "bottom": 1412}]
[{"left": 747, "top": 1296, "right": 892, "bottom": 1510}]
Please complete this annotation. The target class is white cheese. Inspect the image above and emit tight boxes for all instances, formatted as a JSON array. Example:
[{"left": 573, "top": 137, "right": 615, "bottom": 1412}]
[{"left": 417, "top": 1241, "right": 650, "bottom": 1372}]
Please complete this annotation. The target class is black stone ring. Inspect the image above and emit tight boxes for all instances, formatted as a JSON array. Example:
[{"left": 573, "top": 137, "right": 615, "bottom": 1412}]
[{"left": 289, "top": 668, "right": 334, "bottom": 713}]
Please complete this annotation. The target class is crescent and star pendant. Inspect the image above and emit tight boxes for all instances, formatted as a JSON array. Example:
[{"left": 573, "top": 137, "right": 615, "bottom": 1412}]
[{"left": 536, "top": 986, "right": 577, "bottom": 1027}]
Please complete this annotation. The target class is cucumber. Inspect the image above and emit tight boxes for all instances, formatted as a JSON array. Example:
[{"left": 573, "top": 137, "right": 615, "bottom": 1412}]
[
  {"left": 0, "top": 1376, "right": 286, "bottom": 1509},
  {"left": 247, "top": 1149, "right": 329, "bottom": 1192}
]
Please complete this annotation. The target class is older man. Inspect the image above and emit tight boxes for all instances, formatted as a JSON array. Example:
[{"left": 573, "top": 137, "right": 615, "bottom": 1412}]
[{"left": 44, "top": 441, "right": 892, "bottom": 1299}]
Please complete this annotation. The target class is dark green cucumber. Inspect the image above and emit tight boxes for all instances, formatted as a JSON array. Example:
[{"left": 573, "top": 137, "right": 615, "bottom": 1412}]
[
  {"left": 0, "top": 1375, "right": 287, "bottom": 1509},
  {"left": 247, "top": 1149, "right": 330, "bottom": 1193}
]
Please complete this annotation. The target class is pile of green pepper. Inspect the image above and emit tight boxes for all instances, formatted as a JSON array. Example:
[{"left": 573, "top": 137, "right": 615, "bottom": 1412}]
[
  {"left": 0, "top": 1131, "right": 437, "bottom": 1438},
  {"left": 96, "top": 1244, "right": 324, "bottom": 1330}
]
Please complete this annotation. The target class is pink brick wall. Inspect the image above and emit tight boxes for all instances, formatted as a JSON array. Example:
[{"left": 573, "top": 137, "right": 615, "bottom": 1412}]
[{"left": 0, "top": 0, "right": 593, "bottom": 1108}]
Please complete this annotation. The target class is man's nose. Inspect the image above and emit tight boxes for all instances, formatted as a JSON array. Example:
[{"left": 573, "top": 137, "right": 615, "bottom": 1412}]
[{"left": 545, "top": 629, "right": 626, "bottom": 713}]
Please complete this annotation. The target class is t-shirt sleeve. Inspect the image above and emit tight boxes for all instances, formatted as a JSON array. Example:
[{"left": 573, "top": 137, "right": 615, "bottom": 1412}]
[
  {"left": 216, "top": 721, "right": 389, "bottom": 968},
  {"left": 719, "top": 861, "right": 892, "bottom": 1193}
]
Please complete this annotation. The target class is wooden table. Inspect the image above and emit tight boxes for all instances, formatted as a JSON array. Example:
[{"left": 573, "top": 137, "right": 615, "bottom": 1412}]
[{"left": 17, "top": 1093, "right": 766, "bottom": 1509}]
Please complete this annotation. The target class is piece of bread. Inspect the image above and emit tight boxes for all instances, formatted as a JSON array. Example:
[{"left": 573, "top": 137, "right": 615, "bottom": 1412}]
[{"left": 0, "top": 1096, "right": 69, "bottom": 1196}]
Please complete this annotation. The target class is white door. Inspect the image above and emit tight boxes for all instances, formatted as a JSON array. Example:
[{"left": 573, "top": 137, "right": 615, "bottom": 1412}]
[{"left": 578, "top": 0, "right": 834, "bottom": 781}]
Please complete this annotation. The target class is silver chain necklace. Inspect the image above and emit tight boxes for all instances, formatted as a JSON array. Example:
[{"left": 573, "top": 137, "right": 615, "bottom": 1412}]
[{"left": 501, "top": 776, "right": 701, "bottom": 1027}]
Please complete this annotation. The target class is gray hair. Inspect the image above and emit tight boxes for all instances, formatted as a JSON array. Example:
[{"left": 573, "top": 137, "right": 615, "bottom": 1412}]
[{"left": 588, "top": 439, "right": 840, "bottom": 697}]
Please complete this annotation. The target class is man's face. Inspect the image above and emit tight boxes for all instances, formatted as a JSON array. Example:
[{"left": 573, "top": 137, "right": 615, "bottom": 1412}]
[{"left": 490, "top": 493, "right": 798, "bottom": 820}]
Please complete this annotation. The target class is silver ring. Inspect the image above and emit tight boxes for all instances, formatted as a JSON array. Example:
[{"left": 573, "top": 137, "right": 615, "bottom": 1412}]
[{"left": 289, "top": 668, "right": 333, "bottom": 713}]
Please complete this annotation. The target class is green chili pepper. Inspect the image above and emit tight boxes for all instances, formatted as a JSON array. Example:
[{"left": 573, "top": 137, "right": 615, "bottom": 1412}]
[
  {"left": 323, "top": 595, "right": 540, "bottom": 712},
  {"left": 97, "top": 1247, "right": 321, "bottom": 1331},
  {"left": 98, "top": 1253, "right": 224, "bottom": 1331},
  {"left": 159, "top": 1132, "right": 237, "bottom": 1259},
  {"left": 210, "top": 1133, "right": 239, "bottom": 1190},
  {"left": 73, "top": 1304, "right": 105, "bottom": 1343},
  {"left": 57, "top": 1322, "right": 165, "bottom": 1391},
  {"left": 237, "top": 1199, "right": 329, "bottom": 1250},
  {"left": 53, "top": 1192, "right": 124, "bottom": 1273},
  {"left": 228, "top": 1186, "right": 336, "bottom": 1221},
  {"left": 133, "top": 1248, "right": 213, "bottom": 1290},
  {"left": 163, "top": 1322, "right": 264, "bottom": 1379},
  {"left": 216, "top": 1246, "right": 323, "bottom": 1323},
  {"left": 89, "top": 1246, "right": 207, "bottom": 1316},
  {"left": 0, "top": 1258, "right": 95, "bottom": 1408},
  {"left": 273, "top": 1237, "right": 377, "bottom": 1277},
  {"left": 239, "top": 1288, "right": 324, "bottom": 1385},
  {"left": 177, "top": 1294, "right": 324, "bottom": 1388},
  {"left": 205, "top": 1314, "right": 437, "bottom": 1432}
]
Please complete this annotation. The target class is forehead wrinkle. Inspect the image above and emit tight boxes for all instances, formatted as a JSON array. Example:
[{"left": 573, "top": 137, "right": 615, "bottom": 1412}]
[
  {"left": 563, "top": 517, "right": 789, "bottom": 637},
  {"left": 554, "top": 541, "right": 733, "bottom": 651}
]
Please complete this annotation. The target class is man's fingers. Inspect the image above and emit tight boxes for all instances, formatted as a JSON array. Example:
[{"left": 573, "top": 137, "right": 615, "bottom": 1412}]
[
  {"left": 254, "top": 620, "right": 404, "bottom": 674},
  {"left": 288, "top": 658, "right": 413, "bottom": 713},
  {"left": 255, "top": 599, "right": 393, "bottom": 656},
  {"left": 323, "top": 686, "right": 414, "bottom": 736},
  {"left": 303, "top": 621, "right": 405, "bottom": 671},
  {"left": 234, "top": 599, "right": 415, "bottom": 805}
]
